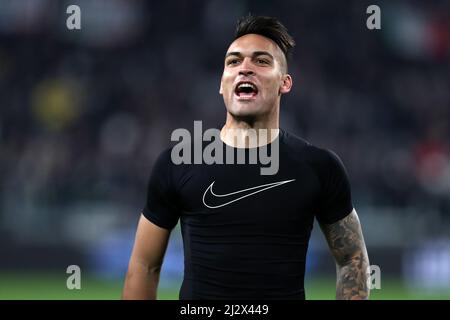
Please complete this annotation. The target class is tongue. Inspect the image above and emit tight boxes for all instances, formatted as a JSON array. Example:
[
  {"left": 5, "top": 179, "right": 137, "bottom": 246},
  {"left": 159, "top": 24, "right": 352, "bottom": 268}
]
[{"left": 238, "top": 91, "right": 255, "bottom": 97}]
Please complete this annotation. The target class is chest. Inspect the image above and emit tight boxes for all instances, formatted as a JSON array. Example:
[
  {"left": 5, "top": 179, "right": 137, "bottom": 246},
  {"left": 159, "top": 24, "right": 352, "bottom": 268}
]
[{"left": 174, "top": 160, "right": 321, "bottom": 233}]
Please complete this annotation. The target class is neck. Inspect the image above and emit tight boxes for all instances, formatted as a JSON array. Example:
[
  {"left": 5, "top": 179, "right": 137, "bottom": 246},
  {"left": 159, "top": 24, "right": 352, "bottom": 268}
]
[{"left": 220, "top": 108, "right": 280, "bottom": 148}]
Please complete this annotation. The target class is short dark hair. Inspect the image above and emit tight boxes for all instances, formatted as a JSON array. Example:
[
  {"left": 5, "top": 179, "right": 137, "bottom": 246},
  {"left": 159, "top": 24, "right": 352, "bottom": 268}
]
[{"left": 234, "top": 15, "right": 295, "bottom": 63}]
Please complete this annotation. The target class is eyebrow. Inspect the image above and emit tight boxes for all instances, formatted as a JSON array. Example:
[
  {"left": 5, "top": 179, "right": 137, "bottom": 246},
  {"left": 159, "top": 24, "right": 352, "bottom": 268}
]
[{"left": 225, "top": 51, "right": 274, "bottom": 60}]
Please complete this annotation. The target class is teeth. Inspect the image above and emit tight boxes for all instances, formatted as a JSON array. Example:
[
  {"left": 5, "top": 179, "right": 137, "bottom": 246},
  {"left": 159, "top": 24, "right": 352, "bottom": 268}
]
[{"left": 238, "top": 83, "right": 256, "bottom": 90}]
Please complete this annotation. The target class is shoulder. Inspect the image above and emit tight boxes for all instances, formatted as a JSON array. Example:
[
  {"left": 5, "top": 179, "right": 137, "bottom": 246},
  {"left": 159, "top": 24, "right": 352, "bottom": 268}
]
[
  {"left": 281, "top": 129, "right": 310, "bottom": 149},
  {"left": 281, "top": 130, "right": 342, "bottom": 164},
  {"left": 151, "top": 145, "right": 193, "bottom": 190},
  {"left": 281, "top": 129, "right": 348, "bottom": 177},
  {"left": 151, "top": 146, "right": 175, "bottom": 170}
]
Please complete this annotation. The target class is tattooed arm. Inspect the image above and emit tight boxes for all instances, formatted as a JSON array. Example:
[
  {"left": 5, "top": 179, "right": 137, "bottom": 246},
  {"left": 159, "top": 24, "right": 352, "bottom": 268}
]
[{"left": 319, "top": 209, "right": 370, "bottom": 300}]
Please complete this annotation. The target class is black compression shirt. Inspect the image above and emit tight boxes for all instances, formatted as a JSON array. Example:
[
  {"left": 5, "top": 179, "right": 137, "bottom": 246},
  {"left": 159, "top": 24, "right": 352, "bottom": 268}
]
[{"left": 142, "top": 129, "right": 354, "bottom": 299}]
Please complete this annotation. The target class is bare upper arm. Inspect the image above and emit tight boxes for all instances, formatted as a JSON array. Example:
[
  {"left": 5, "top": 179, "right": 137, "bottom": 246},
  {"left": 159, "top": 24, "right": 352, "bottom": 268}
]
[
  {"left": 319, "top": 209, "right": 368, "bottom": 266},
  {"left": 128, "top": 214, "right": 172, "bottom": 270}
]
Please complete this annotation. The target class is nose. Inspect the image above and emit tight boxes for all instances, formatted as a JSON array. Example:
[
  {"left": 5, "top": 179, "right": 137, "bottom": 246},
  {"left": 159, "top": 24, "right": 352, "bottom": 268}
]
[{"left": 238, "top": 58, "right": 255, "bottom": 76}]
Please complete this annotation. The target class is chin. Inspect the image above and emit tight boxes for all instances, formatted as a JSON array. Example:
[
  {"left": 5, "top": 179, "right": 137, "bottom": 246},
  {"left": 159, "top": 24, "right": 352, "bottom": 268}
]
[
  {"left": 232, "top": 100, "right": 269, "bottom": 115},
  {"left": 229, "top": 105, "right": 255, "bottom": 115},
  {"left": 228, "top": 108, "right": 263, "bottom": 122}
]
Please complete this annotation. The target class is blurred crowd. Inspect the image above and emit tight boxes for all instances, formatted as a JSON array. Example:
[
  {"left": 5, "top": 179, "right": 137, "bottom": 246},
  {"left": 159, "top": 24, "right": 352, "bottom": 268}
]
[{"left": 0, "top": 0, "right": 449, "bottom": 245}]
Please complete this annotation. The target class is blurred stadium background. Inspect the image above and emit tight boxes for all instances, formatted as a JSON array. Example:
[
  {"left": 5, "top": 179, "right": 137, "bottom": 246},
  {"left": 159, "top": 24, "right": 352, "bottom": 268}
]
[{"left": 0, "top": 0, "right": 450, "bottom": 299}]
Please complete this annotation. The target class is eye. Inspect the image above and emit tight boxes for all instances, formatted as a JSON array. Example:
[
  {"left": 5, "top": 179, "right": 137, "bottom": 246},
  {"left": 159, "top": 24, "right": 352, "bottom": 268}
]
[
  {"left": 256, "top": 59, "right": 269, "bottom": 65},
  {"left": 226, "top": 59, "right": 240, "bottom": 66}
]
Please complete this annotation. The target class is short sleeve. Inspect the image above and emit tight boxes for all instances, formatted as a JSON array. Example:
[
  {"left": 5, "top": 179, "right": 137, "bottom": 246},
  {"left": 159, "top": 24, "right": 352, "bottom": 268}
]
[
  {"left": 314, "top": 148, "right": 354, "bottom": 225},
  {"left": 142, "top": 149, "right": 180, "bottom": 230}
]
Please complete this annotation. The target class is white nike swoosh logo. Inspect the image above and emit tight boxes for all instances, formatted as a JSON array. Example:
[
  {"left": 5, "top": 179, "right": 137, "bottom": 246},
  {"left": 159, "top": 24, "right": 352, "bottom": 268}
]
[{"left": 202, "top": 179, "right": 296, "bottom": 209}]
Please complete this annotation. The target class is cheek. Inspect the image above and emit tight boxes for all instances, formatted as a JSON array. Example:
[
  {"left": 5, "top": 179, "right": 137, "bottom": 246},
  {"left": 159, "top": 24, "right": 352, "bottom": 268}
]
[
  {"left": 262, "top": 78, "right": 282, "bottom": 96},
  {"left": 221, "top": 72, "right": 234, "bottom": 94}
]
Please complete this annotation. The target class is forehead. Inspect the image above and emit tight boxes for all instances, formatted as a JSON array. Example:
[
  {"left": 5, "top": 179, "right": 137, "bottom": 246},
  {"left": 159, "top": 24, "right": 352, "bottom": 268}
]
[{"left": 226, "top": 34, "right": 283, "bottom": 58}]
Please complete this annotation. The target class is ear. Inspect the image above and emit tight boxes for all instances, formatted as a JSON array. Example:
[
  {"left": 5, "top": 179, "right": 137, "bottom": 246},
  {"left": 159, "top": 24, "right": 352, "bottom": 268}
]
[{"left": 279, "top": 74, "right": 293, "bottom": 94}]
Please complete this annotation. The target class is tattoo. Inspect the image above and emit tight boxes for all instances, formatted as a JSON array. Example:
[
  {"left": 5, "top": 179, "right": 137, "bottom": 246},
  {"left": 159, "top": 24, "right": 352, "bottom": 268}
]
[{"left": 320, "top": 210, "right": 370, "bottom": 300}]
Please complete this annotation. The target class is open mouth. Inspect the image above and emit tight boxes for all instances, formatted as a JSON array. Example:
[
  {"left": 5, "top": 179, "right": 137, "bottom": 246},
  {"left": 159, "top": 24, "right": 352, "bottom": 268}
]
[{"left": 234, "top": 81, "right": 258, "bottom": 99}]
